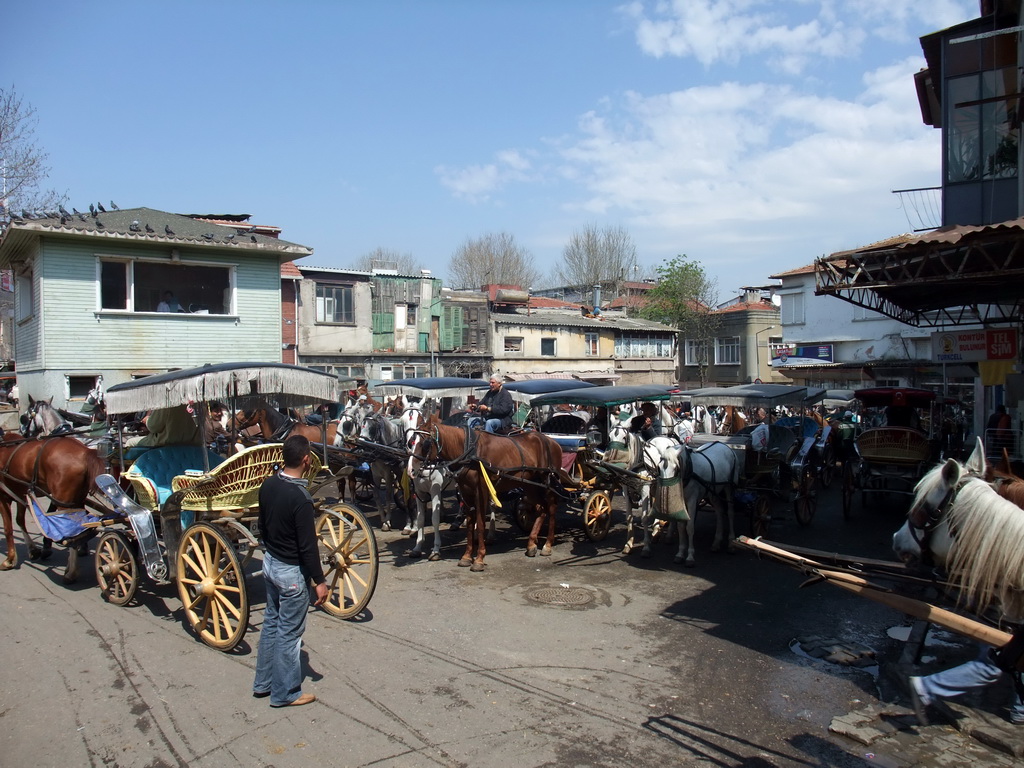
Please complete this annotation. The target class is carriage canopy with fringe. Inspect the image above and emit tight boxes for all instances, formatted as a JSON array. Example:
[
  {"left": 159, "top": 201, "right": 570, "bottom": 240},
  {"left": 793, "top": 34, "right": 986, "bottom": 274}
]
[{"left": 104, "top": 362, "right": 344, "bottom": 414}]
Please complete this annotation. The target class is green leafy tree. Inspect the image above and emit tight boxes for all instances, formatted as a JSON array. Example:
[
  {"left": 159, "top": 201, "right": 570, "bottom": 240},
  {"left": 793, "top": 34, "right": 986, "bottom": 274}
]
[{"left": 641, "top": 255, "right": 720, "bottom": 385}]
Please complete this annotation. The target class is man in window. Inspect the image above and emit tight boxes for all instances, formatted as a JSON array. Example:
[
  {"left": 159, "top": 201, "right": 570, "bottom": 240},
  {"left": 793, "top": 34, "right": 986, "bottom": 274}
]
[{"left": 157, "top": 291, "right": 181, "bottom": 312}]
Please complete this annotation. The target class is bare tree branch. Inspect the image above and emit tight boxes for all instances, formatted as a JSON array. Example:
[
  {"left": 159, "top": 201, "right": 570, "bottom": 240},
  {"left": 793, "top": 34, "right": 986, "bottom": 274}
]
[
  {"left": 446, "top": 232, "right": 539, "bottom": 290},
  {"left": 349, "top": 247, "right": 423, "bottom": 275},
  {"left": 556, "top": 224, "right": 638, "bottom": 300},
  {"left": 0, "top": 86, "right": 64, "bottom": 217}
]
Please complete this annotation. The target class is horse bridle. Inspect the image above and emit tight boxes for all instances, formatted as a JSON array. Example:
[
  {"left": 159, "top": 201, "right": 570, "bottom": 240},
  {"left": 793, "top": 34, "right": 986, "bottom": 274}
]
[{"left": 905, "top": 479, "right": 961, "bottom": 559}]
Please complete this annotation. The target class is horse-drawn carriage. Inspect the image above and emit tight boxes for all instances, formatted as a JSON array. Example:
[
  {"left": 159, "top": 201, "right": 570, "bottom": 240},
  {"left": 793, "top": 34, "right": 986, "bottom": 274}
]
[
  {"left": 841, "top": 387, "right": 937, "bottom": 518},
  {"left": 681, "top": 383, "right": 829, "bottom": 535},
  {"left": 527, "top": 383, "right": 674, "bottom": 543},
  {"left": 27, "top": 362, "right": 380, "bottom": 652}
]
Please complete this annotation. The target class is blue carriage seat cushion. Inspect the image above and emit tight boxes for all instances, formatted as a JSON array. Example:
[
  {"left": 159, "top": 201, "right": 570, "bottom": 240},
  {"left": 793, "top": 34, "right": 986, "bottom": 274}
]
[{"left": 127, "top": 445, "right": 225, "bottom": 506}]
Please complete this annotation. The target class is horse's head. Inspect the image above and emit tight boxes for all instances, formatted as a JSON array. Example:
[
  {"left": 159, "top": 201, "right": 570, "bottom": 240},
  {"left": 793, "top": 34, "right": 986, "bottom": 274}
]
[
  {"left": 657, "top": 443, "right": 692, "bottom": 484},
  {"left": 23, "top": 396, "right": 67, "bottom": 438},
  {"left": 406, "top": 424, "right": 438, "bottom": 476},
  {"left": 893, "top": 457, "right": 964, "bottom": 567},
  {"left": 400, "top": 401, "right": 424, "bottom": 437},
  {"left": 643, "top": 436, "right": 677, "bottom": 475},
  {"left": 337, "top": 403, "right": 366, "bottom": 442}
]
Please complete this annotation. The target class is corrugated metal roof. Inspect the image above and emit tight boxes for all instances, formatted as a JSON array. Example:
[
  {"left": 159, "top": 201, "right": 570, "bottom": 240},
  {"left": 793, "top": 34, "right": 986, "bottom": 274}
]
[{"left": 491, "top": 311, "right": 676, "bottom": 332}]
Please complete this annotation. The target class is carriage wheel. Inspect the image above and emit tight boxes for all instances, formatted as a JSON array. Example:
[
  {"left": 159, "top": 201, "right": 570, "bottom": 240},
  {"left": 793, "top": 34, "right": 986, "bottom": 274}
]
[
  {"left": 841, "top": 461, "right": 855, "bottom": 519},
  {"left": 354, "top": 475, "right": 375, "bottom": 502},
  {"left": 515, "top": 498, "right": 532, "bottom": 533},
  {"left": 176, "top": 523, "right": 249, "bottom": 652},
  {"left": 95, "top": 530, "right": 139, "bottom": 606},
  {"left": 819, "top": 445, "right": 836, "bottom": 489},
  {"left": 794, "top": 468, "right": 817, "bottom": 526},
  {"left": 751, "top": 494, "right": 771, "bottom": 538},
  {"left": 316, "top": 504, "right": 379, "bottom": 619},
  {"left": 583, "top": 491, "right": 613, "bottom": 541}
]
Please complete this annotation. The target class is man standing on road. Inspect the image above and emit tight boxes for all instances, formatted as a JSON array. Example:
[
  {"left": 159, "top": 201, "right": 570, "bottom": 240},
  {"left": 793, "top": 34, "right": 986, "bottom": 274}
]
[
  {"left": 471, "top": 375, "right": 514, "bottom": 433},
  {"left": 253, "top": 434, "right": 329, "bottom": 707}
]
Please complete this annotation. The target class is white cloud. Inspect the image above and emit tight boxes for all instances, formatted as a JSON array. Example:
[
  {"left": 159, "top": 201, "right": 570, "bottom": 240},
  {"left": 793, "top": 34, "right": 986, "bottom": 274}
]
[{"left": 435, "top": 150, "right": 533, "bottom": 202}]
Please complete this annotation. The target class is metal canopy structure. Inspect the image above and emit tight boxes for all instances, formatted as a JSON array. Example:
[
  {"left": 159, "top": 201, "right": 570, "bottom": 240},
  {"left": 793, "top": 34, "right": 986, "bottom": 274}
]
[{"left": 814, "top": 217, "right": 1024, "bottom": 327}]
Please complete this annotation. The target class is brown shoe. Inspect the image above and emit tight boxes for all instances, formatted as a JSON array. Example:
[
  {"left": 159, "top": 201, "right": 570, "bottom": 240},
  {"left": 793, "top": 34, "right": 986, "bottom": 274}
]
[{"left": 272, "top": 693, "right": 316, "bottom": 708}]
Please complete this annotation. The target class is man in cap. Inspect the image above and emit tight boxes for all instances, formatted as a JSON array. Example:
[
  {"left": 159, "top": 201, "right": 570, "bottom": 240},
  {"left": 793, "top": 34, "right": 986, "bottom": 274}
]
[{"left": 472, "top": 375, "right": 514, "bottom": 433}]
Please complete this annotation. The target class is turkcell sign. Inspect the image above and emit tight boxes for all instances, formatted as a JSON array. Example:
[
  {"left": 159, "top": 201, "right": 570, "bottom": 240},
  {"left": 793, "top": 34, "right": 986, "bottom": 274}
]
[
  {"left": 771, "top": 344, "right": 834, "bottom": 367},
  {"left": 931, "top": 328, "right": 1018, "bottom": 362}
]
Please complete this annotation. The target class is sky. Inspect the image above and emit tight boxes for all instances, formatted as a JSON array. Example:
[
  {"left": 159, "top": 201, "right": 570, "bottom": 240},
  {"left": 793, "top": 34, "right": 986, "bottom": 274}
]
[{"left": 4, "top": 0, "right": 978, "bottom": 297}]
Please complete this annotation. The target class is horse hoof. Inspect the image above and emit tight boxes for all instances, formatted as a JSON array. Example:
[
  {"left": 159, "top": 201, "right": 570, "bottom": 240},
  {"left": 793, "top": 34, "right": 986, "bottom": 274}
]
[
  {"left": 685, "top": 561, "right": 696, "bottom": 568},
  {"left": 540, "top": 547, "right": 552, "bottom": 557},
  {"left": 673, "top": 555, "right": 683, "bottom": 564},
  {"left": 381, "top": 522, "right": 392, "bottom": 532},
  {"left": 0, "top": 560, "right": 14, "bottom": 571},
  {"left": 28, "top": 548, "right": 42, "bottom": 561},
  {"left": 470, "top": 562, "right": 485, "bottom": 572},
  {"left": 405, "top": 550, "right": 422, "bottom": 559},
  {"left": 622, "top": 544, "right": 633, "bottom": 555},
  {"left": 40, "top": 550, "right": 53, "bottom": 561},
  {"left": 428, "top": 552, "right": 441, "bottom": 562},
  {"left": 525, "top": 547, "right": 537, "bottom": 558},
  {"left": 457, "top": 558, "right": 472, "bottom": 568},
  {"left": 62, "top": 572, "right": 78, "bottom": 585},
  {"left": 401, "top": 528, "right": 413, "bottom": 536}
]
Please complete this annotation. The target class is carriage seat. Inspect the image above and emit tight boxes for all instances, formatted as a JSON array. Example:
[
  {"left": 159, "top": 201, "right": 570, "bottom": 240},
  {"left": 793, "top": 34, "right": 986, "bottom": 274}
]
[
  {"left": 170, "top": 443, "right": 322, "bottom": 514},
  {"left": 123, "top": 445, "right": 226, "bottom": 510}
]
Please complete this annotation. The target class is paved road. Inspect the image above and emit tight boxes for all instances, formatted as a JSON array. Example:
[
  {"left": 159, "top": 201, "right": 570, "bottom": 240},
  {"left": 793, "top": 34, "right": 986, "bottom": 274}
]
[{"left": 0, "top": 481, "right": 1018, "bottom": 767}]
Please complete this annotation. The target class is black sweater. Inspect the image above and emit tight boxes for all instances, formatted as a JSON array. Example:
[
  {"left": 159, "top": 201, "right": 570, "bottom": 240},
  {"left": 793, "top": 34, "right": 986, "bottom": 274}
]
[{"left": 258, "top": 472, "right": 325, "bottom": 585}]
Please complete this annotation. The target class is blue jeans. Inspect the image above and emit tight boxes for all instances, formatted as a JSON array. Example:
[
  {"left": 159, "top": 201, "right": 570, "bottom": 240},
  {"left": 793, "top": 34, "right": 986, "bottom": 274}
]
[
  {"left": 919, "top": 644, "right": 1024, "bottom": 719},
  {"left": 484, "top": 418, "right": 502, "bottom": 433},
  {"left": 253, "top": 552, "right": 310, "bottom": 706}
]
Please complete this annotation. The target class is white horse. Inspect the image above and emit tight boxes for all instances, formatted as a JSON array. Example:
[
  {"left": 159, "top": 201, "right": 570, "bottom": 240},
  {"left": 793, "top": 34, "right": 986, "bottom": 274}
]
[
  {"left": 358, "top": 411, "right": 411, "bottom": 532},
  {"left": 893, "top": 437, "right": 1024, "bottom": 619},
  {"left": 654, "top": 437, "right": 743, "bottom": 566},
  {"left": 622, "top": 435, "right": 678, "bottom": 557},
  {"left": 405, "top": 423, "right": 457, "bottom": 560}
]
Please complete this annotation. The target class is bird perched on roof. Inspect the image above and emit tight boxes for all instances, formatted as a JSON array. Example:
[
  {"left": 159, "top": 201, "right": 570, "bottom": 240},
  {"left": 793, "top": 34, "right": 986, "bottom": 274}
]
[
  {"left": 95, "top": 219, "right": 105, "bottom": 229},
  {"left": 145, "top": 223, "right": 155, "bottom": 233},
  {"left": 89, "top": 203, "right": 96, "bottom": 217},
  {"left": 110, "top": 201, "right": 119, "bottom": 211},
  {"left": 201, "top": 232, "right": 214, "bottom": 240},
  {"left": 164, "top": 224, "right": 174, "bottom": 236},
  {"left": 224, "top": 233, "right": 236, "bottom": 241},
  {"left": 60, "top": 215, "right": 68, "bottom": 225},
  {"left": 97, "top": 202, "right": 106, "bottom": 213},
  {"left": 77, "top": 213, "right": 87, "bottom": 222},
  {"left": 129, "top": 220, "right": 141, "bottom": 232},
  {"left": 59, "top": 205, "right": 70, "bottom": 218},
  {"left": 250, "top": 235, "right": 257, "bottom": 243},
  {"left": 21, "top": 210, "right": 32, "bottom": 219}
]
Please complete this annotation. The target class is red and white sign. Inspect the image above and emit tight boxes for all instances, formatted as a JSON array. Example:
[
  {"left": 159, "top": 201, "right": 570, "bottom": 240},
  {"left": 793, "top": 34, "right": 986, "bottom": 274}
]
[{"left": 932, "top": 328, "right": 1018, "bottom": 363}]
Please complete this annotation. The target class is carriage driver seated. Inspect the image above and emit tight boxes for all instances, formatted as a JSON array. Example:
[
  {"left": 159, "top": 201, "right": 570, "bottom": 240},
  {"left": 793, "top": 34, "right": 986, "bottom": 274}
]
[
  {"left": 470, "top": 375, "right": 514, "bottom": 434},
  {"left": 124, "top": 404, "right": 202, "bottom": 449},
  {"left": 629, "top": 402, "right": 660, "bottom": 441}
]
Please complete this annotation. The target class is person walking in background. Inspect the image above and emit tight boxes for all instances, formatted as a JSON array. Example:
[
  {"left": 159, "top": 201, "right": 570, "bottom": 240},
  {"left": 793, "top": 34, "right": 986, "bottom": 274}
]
[
  {"left": 253, "top": 435, "right": 329, "bottom": 707},
  {"left": 988, "top": 404, "right": 1013, "bottom": 453}
]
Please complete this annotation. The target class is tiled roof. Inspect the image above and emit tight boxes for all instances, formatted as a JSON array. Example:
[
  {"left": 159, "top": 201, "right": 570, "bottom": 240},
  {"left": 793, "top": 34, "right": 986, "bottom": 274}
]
[
  {"left": 281, "top": 261, "right": 302, "bottom": 278},
  {"left": 713, "top": 300, "right": 777, "bottom": 314},
  {"left": 529, "top": 296, "right": 580, "bottom": 309},
  {"left": 1, "top": 207, "right": 312, "bottom": 256}
]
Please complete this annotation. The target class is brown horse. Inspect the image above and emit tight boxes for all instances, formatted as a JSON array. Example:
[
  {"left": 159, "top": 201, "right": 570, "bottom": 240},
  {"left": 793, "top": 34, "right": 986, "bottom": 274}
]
[
  {"left": 409, "top": 412, "right": 568, "bottom": 571},
  {"left": 719, "top": 406, "right": 747, "bottom": 435},
  {"left": 0, "top": 434, "right": 107, "bottom": 581}
]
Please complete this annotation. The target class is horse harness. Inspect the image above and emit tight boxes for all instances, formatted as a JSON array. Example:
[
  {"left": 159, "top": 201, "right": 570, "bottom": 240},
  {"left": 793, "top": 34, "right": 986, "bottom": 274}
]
[{"left": 0, "top": 437, "right": 90, "bottom": 509}]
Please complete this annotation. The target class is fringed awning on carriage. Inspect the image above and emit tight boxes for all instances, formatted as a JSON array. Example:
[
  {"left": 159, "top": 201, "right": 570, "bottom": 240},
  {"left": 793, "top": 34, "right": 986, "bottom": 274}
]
[
  {"left": 372, "top": 377, "right": 489, "bottom": 399},
  {"left": 105, "top": 362, "right": 341, "bottom": 414},
  {"left": 529, "top": 384, "right": 674, "bottom": 408},
  {"left": 503, "top": 379, "right": 598, "bottom": 404},
  {"left": 682, "top": 383, "right": 825, "bottom": 409}
]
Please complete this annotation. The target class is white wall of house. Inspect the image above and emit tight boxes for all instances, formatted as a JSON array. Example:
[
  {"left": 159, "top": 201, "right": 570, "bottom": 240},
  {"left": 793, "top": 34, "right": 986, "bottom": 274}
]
[{"left": 775, "top": 271, "right": 934, "bottom": 380}]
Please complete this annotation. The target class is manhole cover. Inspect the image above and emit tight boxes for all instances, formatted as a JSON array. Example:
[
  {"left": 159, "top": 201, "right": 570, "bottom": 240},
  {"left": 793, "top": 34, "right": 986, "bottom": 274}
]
[{"left": 526, "top": 586, "right": 594, "bottom": 606}]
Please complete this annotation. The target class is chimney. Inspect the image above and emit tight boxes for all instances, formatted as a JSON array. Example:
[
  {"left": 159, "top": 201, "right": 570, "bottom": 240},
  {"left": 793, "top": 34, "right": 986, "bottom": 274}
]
[{"left": 592, "top": 284, "right": 601, "bottom": 311}]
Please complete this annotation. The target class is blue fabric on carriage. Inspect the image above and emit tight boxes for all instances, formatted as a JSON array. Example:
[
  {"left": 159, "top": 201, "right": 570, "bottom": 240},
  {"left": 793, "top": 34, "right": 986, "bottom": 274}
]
[
  {"left": 28, "top": 498, "right": 115, "bottom": 543},
  {"left": 127, "top": 445, "right": 225, "bottom": 506},
  {"left": 774, "top": 416, "right": 819, "bottom": 440}
]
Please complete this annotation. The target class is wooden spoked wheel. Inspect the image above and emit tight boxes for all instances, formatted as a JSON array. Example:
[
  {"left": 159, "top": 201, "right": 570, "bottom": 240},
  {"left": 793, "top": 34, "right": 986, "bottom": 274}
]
[
  {"left": 316, "top": 504, "right": 378, "bottom": 619},
  {"left": 514, "top": 498, "right": 532, "bottom": 533},
  {"left": 583, "top": 491, "right": 612, "bottom": 541},
  {"left": 841, "top": 461, "right": 855, "bottom": 520},
  {"left": 794, "top": 468, "right": 817, "bottom": 526},
  {"left": 176, "top": 523, "right": 249, "bottom": 652},
  {"left": 354, "top": 475, "right": 375, "bottom": 502},
  {"left": 751, "top": 494, "right": 771, "bottom": 539},
  {"left": 95, "top": 530, "right": 139, "bottom": 606},
  {"left": 818, "top": 444, "right": 836, "bottom": 489}
]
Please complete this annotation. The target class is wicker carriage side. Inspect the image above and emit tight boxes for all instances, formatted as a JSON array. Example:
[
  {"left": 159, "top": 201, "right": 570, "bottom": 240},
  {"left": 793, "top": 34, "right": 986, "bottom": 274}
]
[
  {"left": 171, "top": 443, "right": 322, "bottom": 514},
  {"left": 855, "top": 427, "right": 931, "bottom": 466}
]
